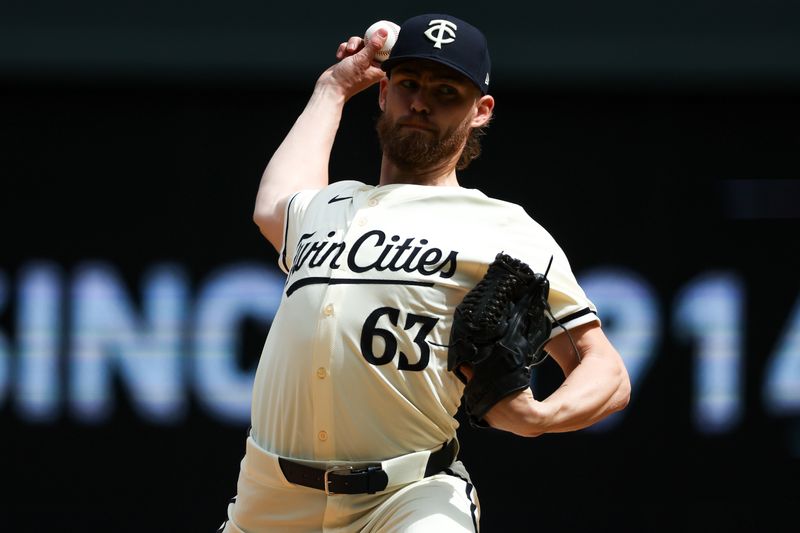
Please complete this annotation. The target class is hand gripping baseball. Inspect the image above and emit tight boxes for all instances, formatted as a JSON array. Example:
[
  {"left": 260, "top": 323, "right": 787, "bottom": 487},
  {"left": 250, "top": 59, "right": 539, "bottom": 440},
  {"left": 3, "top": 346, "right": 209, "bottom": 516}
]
[
  {"left": 322, "top": 28, "right": 388, "bottom": 100},
  {"left": 448, "top": 253, "right": 554, "bottom": 428}
]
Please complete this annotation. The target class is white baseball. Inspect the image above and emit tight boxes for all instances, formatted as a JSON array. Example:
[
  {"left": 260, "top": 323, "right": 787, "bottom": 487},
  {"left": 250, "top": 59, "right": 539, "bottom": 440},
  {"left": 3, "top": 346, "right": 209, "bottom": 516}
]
[{"left": 364, "top": 20, "right": 400, "bottom": 62}]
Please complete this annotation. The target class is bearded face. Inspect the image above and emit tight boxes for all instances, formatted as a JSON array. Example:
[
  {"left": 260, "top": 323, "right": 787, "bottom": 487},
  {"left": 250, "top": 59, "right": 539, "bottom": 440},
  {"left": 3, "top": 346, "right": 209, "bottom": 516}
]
[{"left": 376, "top": 110, "right": 472, "bottom": 174}]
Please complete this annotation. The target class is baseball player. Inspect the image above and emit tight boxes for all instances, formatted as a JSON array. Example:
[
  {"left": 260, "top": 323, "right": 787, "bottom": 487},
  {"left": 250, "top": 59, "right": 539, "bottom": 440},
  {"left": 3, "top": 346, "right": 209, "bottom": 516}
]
[{"left": 218, "top": 13, "right": 630, "bottom": 532}]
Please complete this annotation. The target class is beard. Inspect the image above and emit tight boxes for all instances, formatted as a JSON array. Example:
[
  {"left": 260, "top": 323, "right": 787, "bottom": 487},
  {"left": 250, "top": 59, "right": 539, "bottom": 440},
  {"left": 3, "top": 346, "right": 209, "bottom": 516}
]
[{"left": 376, "top": 112, "right": 471, "bottom": 174}]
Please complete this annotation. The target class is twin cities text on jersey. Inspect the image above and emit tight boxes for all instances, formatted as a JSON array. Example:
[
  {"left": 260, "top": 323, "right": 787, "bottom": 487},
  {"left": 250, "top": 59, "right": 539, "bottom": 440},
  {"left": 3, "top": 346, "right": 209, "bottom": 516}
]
[{"left": 287, "top": 229, "right": 459, "bottom": 293}]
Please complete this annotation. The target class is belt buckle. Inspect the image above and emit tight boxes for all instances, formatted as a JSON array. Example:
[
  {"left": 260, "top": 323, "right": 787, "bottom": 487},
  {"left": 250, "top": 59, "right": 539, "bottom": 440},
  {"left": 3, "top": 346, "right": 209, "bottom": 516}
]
[{"left": 323, "top": 464, "right": 353, "bottom": 496}]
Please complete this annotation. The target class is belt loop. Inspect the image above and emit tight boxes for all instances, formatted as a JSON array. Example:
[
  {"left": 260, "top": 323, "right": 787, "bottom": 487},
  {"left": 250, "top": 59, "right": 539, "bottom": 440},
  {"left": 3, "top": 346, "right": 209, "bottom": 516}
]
[{"left": 363, "top": 465, "right": 383, "bottom": 494}]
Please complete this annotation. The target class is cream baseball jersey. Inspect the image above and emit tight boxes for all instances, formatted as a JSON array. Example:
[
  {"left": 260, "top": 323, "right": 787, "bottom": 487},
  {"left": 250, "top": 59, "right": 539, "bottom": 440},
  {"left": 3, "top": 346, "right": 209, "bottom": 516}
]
[{"left": 249, "top": 180, "right": 599, "bottom": 462}]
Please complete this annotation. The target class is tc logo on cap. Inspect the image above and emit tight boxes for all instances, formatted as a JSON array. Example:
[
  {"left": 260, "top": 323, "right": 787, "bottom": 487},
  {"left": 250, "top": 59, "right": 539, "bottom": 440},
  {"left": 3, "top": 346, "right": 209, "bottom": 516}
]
[{"left": 424, "top": 19, "right": 457, "bottom": 49}]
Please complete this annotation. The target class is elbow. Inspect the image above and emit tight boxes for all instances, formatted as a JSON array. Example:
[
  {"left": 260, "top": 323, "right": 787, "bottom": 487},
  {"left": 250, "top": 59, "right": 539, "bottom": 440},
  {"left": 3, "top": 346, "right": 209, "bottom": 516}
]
[
  {"left": 252, "top": 208, "right": 271, "bottom": 236},
  {"left": 611, "top": 365, "right": 632, "bottom": 413},
  {"left": 519, "top": 427, "right": 546, "bottom": 438},
  {"left": 252, "top": 206, "right": 283, "bottom": 250},
  {"left": 252, "top": 197, "right": 274, "bottom": 228}
]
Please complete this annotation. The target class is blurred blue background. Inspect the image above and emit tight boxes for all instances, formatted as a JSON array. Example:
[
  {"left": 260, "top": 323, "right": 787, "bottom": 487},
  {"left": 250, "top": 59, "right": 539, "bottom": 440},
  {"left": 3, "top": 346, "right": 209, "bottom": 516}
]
[{"left": 2, "top": 1, "right": 799, "bottom": 531}]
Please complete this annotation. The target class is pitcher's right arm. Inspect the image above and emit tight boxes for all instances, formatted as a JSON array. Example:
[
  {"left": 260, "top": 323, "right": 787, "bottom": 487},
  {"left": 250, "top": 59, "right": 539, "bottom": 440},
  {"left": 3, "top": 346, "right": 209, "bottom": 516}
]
[{"left": 252, "top": 29, "right": 389, "bottom": 251}]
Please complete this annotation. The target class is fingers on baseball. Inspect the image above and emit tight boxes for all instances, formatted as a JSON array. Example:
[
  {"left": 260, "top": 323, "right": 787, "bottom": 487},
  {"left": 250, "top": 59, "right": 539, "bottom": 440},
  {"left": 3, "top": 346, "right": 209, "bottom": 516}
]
[
  {"left": 367, "top": 28, "right": 388, "bottom": 47},
  {"left": 369, "top": 31, "right": 388, "bottom": 53},
  {"left": 365, "top": 30, "right": 388, "bottom": 66}
]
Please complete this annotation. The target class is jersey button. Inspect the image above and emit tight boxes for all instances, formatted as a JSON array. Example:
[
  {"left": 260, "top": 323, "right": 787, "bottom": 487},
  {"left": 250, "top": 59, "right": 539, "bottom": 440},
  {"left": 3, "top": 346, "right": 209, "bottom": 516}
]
[
  {"left": 368, "top": 198, "right": 378, "bottom": 207},
  {"left": 357, "top": 218, "right": 367, "bottom": 226},
  {"left": 318, "top": 430, "right": 328, "bottom": 441},
  {"left": 323, "top": 304, "right": 334, "bottom": 316},
  {"left": 316, "top": 367, "right": 328, "bottom": 379}
]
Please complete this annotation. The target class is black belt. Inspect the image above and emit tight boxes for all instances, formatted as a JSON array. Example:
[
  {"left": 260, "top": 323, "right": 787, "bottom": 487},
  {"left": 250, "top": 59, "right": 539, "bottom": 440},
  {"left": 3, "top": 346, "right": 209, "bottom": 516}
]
[{"left": 278, "top": 439, "right": 458, "bottom": 495}]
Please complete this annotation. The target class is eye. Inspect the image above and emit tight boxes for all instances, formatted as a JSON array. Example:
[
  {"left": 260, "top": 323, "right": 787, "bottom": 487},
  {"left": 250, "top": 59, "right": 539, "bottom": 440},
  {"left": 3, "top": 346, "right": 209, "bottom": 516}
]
[
  {"left": 438, "top": 85, "right": 458, "bottom": 96},
  {"left": 399, "top": 79, "right": 419, "bottom": 90}
]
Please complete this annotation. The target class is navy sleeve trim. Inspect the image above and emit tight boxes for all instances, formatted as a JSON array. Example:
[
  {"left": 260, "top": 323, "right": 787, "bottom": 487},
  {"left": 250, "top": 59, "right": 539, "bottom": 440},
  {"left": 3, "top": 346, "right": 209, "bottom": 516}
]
[{"left": 556, "top": 307, "right": 596, "bottom": 326}]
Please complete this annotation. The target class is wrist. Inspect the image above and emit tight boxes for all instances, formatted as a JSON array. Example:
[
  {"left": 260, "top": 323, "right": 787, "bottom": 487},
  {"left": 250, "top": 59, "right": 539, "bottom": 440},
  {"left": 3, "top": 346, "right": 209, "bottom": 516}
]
[{"left": 313, "top": 72, "right": 350, "bottom": 104}]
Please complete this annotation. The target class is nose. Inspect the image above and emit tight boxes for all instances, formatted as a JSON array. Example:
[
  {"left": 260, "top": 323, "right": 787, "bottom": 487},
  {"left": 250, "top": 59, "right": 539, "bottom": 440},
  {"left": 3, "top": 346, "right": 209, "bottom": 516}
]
[{"left": 409, "top": 90, "right": 430, "bottom": 114}]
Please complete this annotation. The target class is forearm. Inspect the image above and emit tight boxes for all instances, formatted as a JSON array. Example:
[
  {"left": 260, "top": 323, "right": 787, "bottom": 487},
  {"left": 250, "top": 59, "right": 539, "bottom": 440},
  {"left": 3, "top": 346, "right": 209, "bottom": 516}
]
[
  {"left": 483, "top": 348, "right": 631, "bottom": 437},
  {"left": 533, "top": 351, "right": 630, "bottom": 433},
  {"left": 253, "top": 81, "right": 347, "bottom": 247}
]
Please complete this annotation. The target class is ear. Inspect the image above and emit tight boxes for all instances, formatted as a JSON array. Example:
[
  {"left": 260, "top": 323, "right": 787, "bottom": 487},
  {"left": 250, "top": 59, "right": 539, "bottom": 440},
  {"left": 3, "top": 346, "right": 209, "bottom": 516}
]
[
  {"left": 470, "top": 94, "right": 495, "bottom": 128},
  {"left": 379, "top": 77, "right": 389, "bottom": 112}
]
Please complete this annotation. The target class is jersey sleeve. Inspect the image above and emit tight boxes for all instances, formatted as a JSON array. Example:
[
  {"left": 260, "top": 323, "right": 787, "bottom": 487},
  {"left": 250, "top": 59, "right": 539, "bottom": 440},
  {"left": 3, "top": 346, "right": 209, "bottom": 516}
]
[
  {"left": 543, "top": 242, "right": 600, "bottom": 339},
  {"left": 278, "top": 189, "right": 320, "bottom": 275},
  {"left": 499, "top": 204, "right": 600, "bottom": 338}
]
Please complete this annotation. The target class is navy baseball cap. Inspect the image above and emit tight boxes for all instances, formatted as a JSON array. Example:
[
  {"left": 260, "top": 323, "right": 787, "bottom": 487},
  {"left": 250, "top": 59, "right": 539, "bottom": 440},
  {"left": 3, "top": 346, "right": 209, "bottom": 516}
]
[{"left": 381, "top": 14, "right": 491, "bottom": 95}]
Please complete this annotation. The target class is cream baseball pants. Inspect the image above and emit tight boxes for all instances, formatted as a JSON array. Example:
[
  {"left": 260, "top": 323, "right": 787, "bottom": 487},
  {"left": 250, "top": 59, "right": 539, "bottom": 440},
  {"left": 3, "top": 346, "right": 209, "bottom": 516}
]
[{"left": 217, "top": 436, "right": 480, "bottom": 532}]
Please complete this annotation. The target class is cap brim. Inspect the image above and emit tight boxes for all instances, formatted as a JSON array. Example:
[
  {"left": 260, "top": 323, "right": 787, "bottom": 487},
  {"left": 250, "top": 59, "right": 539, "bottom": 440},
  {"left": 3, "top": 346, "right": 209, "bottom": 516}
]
[{"left": 381, "top": 54, "right": 487, "bottom": 94}]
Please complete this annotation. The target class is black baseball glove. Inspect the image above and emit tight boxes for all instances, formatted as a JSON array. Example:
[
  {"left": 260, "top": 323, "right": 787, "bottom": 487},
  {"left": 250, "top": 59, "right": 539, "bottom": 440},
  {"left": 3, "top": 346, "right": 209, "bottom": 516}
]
[{"left": 448, "top": 252, "right": 553, "bottom": 428}]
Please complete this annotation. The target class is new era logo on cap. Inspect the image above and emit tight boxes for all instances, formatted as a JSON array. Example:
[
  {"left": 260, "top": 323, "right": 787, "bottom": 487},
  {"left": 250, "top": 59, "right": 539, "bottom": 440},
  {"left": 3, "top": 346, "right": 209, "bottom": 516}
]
[{"left": 381, "top": 14, "right": 492, "bottom": 95}]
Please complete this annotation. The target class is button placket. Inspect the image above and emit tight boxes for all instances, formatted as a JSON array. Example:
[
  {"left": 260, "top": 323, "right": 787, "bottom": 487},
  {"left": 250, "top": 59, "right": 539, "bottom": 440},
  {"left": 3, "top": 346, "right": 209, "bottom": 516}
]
[{"left": 312, "top": 289, "right": 338, "bottom": 456}]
